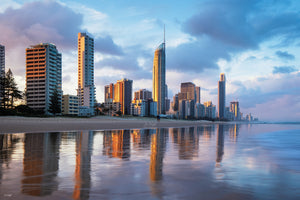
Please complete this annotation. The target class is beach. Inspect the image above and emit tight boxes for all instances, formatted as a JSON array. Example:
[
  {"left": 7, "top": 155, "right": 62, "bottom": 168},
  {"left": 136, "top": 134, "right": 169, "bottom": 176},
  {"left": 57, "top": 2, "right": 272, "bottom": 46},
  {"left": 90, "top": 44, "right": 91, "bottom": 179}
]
[{"left": 0, "top": 116, "right": 216, "bottom": 134}]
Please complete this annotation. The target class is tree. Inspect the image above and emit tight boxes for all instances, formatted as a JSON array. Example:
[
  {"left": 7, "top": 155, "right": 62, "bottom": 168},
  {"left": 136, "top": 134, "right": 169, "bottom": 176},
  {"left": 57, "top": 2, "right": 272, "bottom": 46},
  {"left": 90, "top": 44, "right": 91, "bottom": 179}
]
[
  {"left": 48, "top": 89, "right": 61, "bottom": 116},
  {"left": 0, "top": 69, "right": 22, "bottom": 109}
]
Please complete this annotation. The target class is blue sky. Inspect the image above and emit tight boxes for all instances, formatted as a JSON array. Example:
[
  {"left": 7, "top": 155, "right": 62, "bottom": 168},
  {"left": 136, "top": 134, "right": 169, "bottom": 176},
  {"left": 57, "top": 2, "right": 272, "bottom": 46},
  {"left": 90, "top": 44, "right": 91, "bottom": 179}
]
[{"left": 1, "top": 0, "right": 300, "bottom": 121}]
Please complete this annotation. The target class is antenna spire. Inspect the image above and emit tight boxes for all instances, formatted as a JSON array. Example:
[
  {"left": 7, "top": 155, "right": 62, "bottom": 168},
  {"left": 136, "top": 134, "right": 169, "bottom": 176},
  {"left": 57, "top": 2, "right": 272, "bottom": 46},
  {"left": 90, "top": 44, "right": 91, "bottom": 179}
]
[{"left": 164, "top": 24, "right": 165, "bottom": 44}]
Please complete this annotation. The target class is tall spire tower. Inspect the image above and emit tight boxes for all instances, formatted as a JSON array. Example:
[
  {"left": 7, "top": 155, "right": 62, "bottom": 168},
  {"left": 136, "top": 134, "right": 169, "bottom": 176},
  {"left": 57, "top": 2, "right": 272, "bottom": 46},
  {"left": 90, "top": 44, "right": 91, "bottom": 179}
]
[{"left": 153, "top": 27, "right": 166, "bottom": 115}]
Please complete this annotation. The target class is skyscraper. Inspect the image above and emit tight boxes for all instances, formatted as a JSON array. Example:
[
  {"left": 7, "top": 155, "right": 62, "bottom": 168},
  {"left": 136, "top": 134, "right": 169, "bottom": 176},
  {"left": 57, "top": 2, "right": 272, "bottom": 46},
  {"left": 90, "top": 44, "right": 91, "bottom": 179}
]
[
  {"left": 104, "top": 83, "right": 114, "bottom": 103},
  {"left": 179, "top": 82, "right": 196, "bottom": 102},
  {"left": 195, "top": 86, "right": 201, "bottom": 104},
  {"left": 26, "top": 43, "right": 62, "bottom": 114},
  {"left": 78, "top": 33, "right": 95, "bottom": 116},
  {"left": 134, "top": 89, "right": 152, "bottom": 100},
  {"left": 113, "top": 78, "right": 133, "bottom": 115},
  {"left": 218, "top": 73, "right": 226, "bottom": 119},
  {"left": 230, "top": 101, "right": 240, "bottom": 121},
  {"left": 153, "top": 30, "right": 166, "bottom": 115},
  {"left": 0, "top": 44, "right": 5, "bottom": 104}
]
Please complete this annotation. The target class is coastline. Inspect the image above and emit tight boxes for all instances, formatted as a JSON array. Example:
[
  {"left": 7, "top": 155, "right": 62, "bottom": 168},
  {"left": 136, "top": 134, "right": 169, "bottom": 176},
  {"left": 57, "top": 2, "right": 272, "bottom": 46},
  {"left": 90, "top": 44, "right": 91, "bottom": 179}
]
[{"left": 0, "top": 116, "right": 220, "bottom": 134}]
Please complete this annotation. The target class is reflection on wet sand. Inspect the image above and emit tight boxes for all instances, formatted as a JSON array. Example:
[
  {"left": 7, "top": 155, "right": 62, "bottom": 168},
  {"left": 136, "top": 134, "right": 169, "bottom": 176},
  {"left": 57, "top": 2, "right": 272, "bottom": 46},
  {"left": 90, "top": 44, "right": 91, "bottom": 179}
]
[
  {"left": 103, "top": 130, "right": 130, "bottom": 160},
  {"left": 216, "top": 125, "right": 225, "bottom": 164},
  {"left": 171, "top": 127, "right": 199, "bottom": 160},
  {"left": 73, "top": 131, "right": 93, "bottom": 200},
  {"left": 22, "top": 132, "right": 60, "bottom": 196},
  {"left": 149, "top": 128, "right": 167, "bottom": 197},
  {"left": 131, "top": 129, "right": 152, "bottom": 150},
  {"left": 0, "top": 134, "right": 20, "bottom": 185}
]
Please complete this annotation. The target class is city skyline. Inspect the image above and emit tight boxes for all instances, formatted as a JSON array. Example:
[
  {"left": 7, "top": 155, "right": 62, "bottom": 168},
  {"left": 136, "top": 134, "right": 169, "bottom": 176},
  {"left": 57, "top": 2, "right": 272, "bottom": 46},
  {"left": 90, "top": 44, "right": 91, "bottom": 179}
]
[{"left": 1, "top": 0, "right": 300, "bottom": 121}]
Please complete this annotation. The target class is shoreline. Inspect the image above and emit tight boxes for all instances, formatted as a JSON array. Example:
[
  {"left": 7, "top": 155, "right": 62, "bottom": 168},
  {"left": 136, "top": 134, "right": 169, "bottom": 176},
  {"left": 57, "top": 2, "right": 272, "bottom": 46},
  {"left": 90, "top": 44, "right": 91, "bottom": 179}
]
[
  {"left": 0, "top": 116, "right": 215, "bottom": 134},
  {"left": 0, "top": 116, "right": 262, "bottom": 134}
]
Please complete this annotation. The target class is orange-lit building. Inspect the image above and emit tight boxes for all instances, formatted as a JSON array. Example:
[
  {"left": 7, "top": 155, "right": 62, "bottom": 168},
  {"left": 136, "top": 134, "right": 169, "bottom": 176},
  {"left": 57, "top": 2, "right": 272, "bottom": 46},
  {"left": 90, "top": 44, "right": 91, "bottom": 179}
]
[
  {"left": 77, "top": 33, "right": 95, "bottom": 116},
  {"left": 103, "top": 130, "right": 130, "bottom": 159},
  {"left": 26, "top": 43, "right": 62, "bottom": 114},
  {"left": 113, "top": 78, "right": 133, "bottom": 115},
  {"left": 153, "top": 36, "right": 166, "bottom": 115}
]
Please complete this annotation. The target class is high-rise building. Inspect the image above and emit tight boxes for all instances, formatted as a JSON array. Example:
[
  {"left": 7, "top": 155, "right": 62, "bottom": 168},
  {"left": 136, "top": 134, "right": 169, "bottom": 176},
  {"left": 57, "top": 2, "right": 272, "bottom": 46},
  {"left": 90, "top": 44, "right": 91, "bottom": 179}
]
[
  {"left": 62, "top": 94, "right": 79, "bottom": 116},
  {"left": 180, "top": 82, "right": 196, "bottom": 102},
  {"left": 26, "top": 43, "right": 62, "bottom": 114},
  {"left": 77, "top": 33, "right": 95, "bottom": 116},
  {"left": 172, "top": 94, "right": 178, "bottom": 111},
  {"left": 134, "top": 89, "right": 152, "bottom": 100},
  {"left": 0, "top": 44, "right": 5, "bottom": 104},
  {"left": 230, "top": 101, "right": 240, "bottom": 120},
  {"left": 104, "top": 83, "right": 114, "bottom": 103},
  {"left": 153, "top": 32, "right": 166, "bottom": 115},
  {"left": 113, "top": 78, "right": 133, "bottom": 115},
  {"left": 195, "top": 86, "right": 200, "bottom": 104},
  {"left": 176, "top": 82, "right": 197, "bottom": 119},
  {"left": 204, "top": 101, "right": 216, "bottom": 119},
  {"left": 218, "top": 73, "right": 226, "bottom": 119}
]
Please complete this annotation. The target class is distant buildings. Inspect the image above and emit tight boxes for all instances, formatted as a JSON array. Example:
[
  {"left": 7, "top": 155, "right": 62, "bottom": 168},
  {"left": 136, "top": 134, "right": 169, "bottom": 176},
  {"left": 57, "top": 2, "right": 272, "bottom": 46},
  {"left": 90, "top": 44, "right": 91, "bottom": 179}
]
[
  {"left": 105, "top": 78, "right": 133, "bottom": 115},
  {"left": 230, "top": 101, "right": 240, "bottom": 121},
  {"left": 62, "top": 95, "right": 79, "bottom": 116},
  {"left": 134, "top": 89, "right": 152, "bottom": 100},
  {"left": 195, "top": 86, "right": 201, "bottom": 104},
  {"left": 0, "top": 44, "right": 5, "bottom": 103},
  {"left": 173, "top": 82, "right": 202, "bottom": 119},
  {"left": 153, "top": 36, "right": 166, "bottom": 115},
  {"left": 77, "top": 33, "right": 95, "bottom": 116},
  {"left": 26, "top": 43, "right": 62, "bottom": 114},
  {"left": 104, "top": 83, "right": 114, "bottom": 103},
  {"left": 218, "top": 73, "right": 226, "bottom": 119},
  {"left": 130, "top": 89, "right": 156, "bottom": 117},
  {"left": 204, "top": 101, "right": 216, "bottom": 119}
]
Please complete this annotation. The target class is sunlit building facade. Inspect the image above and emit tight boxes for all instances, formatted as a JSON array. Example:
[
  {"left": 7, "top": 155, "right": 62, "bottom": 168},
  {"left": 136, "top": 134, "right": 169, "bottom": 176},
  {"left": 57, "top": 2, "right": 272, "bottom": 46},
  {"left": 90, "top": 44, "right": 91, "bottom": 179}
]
[
  {"left": 113, "top": 78, "right": 133, "bottom": 115},
  {"left": 26, "top": 43, "right": 62, "bottom": 114},
  {"left": 218, "top": 73, "right": 226, "bottom": 119},
  {"left": 104, "top": 83, "right": 114, "bottom": 103},
  {"left": 153, "top": 41, "right": 166, "bottom": 115},
  {"left": 134, "top": 89, "right": 152, "bottom": 100},
  {"left": 62, "top": 94, "right": 79, "bottom": 116},
  {"left": 230, "top": 101, "right": 240, "bottom": 120},
  {"left": 77, "top": 33, "right": 95, "bottom": 116}
]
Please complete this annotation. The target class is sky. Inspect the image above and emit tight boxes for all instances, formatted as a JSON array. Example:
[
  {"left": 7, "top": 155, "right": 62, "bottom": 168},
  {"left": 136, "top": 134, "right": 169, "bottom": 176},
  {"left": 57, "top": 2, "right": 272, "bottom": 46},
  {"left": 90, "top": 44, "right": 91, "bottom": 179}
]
[{"left": 0, "top": 0, "right": 300, "bottom": 121}]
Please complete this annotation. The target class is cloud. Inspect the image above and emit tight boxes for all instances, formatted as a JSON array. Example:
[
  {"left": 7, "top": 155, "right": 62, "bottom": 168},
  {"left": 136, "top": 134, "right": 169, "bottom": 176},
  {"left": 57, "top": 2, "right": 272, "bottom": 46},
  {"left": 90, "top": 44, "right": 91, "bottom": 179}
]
[
  {"left": 227, "top": 72, "right": 300, "bottom": 112},
  {"left": 0, "top": 1, "right": 122, "bottom": 54},
  {"left": 275, "top": 50, "right": 295, "bottom": 60},
  {"left": 95, "top": 36, "right": 123, "bottom": 55},
  {"left": 272, "top": 66, "right": 297, "bottom": 74},
  {"left": 167, "top": 37, "right": 233, "bottom": 73},
  {"left": 178, "top": 0, "right": 300, "bottom": 73}
]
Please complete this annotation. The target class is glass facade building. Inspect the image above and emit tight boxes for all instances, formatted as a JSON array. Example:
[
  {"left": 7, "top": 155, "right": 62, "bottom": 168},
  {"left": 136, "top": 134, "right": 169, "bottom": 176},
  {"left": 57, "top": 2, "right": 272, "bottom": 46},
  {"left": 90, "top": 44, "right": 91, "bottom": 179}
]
[{"left": 153, "top": 42, "right": 166, "bottom": 115}]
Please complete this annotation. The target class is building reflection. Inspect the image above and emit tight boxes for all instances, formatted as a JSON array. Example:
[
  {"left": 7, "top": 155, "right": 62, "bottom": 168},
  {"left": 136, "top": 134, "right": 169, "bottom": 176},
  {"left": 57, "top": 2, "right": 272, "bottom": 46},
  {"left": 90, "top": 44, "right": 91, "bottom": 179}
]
[
  {"left": 103, "top": 130, "right": 130, "bottom": 160},
  {"left": 131, "top": 129, "right": 152, "bottom": 150},
  {"left": 22, "top": 132, "right": 60, "bottom": 196},
  {"left": 216, "top": 125, "right": 224, "bottom": 164},
  {"left": 73, "top": 131, "right": 94, "bottom": 200},
  {"left": 201, "top": 126, "right": 214, "bottom": 141},
  {"left": 229, "top": 124, "right": 239, "bottom": 143},
  {"left": 149, "top": 128, "right": 167, "bottom": 197},
  {"left": 0, "top": 134, "right": 20, "bottom": 184},
  {"left": 171, "top": 127, "right": 199, "bottom": 160},
  {"left": 149, "top": 128, "right": 167, "bottom": 182}
]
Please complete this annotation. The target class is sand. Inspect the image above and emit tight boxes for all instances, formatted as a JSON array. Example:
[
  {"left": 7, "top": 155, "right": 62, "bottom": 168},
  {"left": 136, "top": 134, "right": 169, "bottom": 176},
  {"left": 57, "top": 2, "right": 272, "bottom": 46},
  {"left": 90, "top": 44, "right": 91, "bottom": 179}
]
[{"left": 0, "top": 116, "right": 215, "bottom": 134}]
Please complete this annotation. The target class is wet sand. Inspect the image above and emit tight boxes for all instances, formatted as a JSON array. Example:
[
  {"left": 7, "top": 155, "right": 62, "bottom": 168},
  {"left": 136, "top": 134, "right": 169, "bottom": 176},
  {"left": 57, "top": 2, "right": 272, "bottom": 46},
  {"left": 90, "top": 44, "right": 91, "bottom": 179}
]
[{"left": 0, "top": 116, "right": 215, "bottom": 134}]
